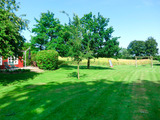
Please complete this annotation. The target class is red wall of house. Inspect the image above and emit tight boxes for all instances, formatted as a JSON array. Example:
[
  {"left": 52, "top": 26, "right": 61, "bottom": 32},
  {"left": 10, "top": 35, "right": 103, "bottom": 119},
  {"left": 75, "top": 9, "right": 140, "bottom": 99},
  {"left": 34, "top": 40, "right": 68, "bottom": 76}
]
[{"left": 0, "top": 56, "right": 23, "bottom": 69}]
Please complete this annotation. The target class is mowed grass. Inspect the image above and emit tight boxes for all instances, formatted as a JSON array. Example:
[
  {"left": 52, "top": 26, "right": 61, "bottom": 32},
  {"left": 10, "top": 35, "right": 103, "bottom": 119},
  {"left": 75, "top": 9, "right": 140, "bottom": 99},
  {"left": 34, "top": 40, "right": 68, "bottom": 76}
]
[{"left": 0, "top": 64, "right": 160, "bottom": 120}]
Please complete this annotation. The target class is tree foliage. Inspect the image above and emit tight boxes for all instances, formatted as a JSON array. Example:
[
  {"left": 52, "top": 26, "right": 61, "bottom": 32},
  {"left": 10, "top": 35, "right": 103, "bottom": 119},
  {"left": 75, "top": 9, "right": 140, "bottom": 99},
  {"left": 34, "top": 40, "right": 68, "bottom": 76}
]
[
  {"left": 119, "top": 48, "right": 132, "bottom": 59},
  {"left": 31, "top": 11, "right": 70, "bottom": 57},
  {"left": 80, "top": 12, "right": 120, "bottom": 68},
  {"left": 145, "top": 37, "right": 158, "bottom": 56},
  {"left": 127, "top": 37, "right": 159, "bottom": 56},
  {"left": 31, "top": 11, "right": 61, "bottom": 50},
  {"left": 47, "top": 25, "right": 70, "bottom": 57},
  {"left": 36, "top": 50, "right": 58, "bottom": 70},
  {"left": 0, "top": 0, "right": 28, "bottom": 58},
  {"left": 127, "top": 40, "right": 146, "bottom": 56},
  {"left": 68, "top": 14, "right": 84, "bottom": 79}
]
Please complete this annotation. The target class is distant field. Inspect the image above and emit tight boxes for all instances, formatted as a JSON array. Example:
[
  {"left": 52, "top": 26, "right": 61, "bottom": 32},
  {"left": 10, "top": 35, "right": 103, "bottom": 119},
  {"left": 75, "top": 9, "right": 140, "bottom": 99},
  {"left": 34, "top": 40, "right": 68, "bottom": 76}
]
[
  {"left": 59, "top": 57, "right": 154, "bottom": 66},
  {"left": 0, "top": 63, "right": 160, "bottom": 120}
]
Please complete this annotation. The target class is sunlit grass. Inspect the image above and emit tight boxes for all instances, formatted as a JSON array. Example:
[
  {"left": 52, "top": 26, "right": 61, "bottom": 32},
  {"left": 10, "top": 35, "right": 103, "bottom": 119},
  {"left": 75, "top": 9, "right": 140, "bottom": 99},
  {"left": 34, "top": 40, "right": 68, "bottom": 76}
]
[{"left": 0, "top": 63, "right": 160, "bottom": 120}]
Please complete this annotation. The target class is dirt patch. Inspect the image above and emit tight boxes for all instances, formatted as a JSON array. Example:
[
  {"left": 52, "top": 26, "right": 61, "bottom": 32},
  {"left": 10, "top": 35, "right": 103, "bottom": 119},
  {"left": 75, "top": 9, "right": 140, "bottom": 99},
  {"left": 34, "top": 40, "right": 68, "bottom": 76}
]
[
  {"left": 24, "top": 66, "right": 44, "bottom": 73},
  {"left": 35, "top": 83, "right": 47, "bottom": 85}
]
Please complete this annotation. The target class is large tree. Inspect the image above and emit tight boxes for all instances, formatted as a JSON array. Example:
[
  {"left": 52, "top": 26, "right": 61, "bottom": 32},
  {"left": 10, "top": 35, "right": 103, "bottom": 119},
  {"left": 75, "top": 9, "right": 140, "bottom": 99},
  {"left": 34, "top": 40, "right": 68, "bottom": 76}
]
[
  {"left": 47, "top": 25, "right": 70, "bottom": 57},
  {"left": 0, "top": 0, "right": 28, "bottom": 58},
  {"left": 127, "top": 40, "right": 146, "bottom": 56},
  {"left": 145, "top": 37, "right": 158, "bottom": 56},
  {"left": 31, "top": 11, "right": 70, "bottom": 56},
  {"left": 31, "top": 11, "right": 61, "bottom": 50},
  {"left": 81, "top": 12, "right": 120, "bottom": 69}
]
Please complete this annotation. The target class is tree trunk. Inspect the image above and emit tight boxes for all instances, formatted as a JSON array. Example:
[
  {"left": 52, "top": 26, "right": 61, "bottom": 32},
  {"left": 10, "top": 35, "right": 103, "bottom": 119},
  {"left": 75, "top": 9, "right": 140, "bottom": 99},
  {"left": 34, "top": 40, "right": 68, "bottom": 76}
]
[
  {"left": 77, "top": 62, "right": 80, "bottom": 79},
  {"left": 40, "top": 45, "right": 42, "bottom": 50},
  {"left": 87, "top": 58, "right": 90, "bottom": 69}
]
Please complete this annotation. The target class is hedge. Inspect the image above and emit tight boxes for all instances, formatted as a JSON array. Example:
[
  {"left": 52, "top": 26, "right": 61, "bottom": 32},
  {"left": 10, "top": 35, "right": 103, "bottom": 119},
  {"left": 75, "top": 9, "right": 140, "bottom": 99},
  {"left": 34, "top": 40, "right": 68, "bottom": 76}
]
[{"left": 36, "top": 50, "right": 58, "bottom": 70}]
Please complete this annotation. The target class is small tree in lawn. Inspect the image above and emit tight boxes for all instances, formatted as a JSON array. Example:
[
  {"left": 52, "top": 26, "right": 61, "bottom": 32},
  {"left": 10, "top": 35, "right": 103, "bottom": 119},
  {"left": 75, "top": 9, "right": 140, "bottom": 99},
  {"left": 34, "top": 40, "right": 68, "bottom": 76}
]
[{"left": 69, "top": 14, "right": 84, "bottom": 79}]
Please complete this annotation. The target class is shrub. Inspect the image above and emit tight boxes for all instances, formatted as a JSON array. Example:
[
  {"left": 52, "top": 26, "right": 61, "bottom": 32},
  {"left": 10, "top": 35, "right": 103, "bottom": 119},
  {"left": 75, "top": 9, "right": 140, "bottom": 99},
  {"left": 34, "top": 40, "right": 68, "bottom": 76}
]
[
  {"left": 154, "top": 56, "right": 160, "bottom": 61},
  {"left": 36, "top": 50, "right": 58, "bottom": 70}
]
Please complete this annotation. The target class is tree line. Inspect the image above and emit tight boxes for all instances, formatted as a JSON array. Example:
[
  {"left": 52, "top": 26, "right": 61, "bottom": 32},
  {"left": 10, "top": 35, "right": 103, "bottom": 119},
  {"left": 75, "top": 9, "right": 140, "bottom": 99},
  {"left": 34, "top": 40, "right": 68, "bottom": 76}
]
[
  {"left": 120, "top": 37, "right": 159, "bottom": 59},
  {"left": 30, "top": 11, "right": 120, "bottom": 70},
  {"left": 1, "top": 0, "right": 159, "bottom": 66}
]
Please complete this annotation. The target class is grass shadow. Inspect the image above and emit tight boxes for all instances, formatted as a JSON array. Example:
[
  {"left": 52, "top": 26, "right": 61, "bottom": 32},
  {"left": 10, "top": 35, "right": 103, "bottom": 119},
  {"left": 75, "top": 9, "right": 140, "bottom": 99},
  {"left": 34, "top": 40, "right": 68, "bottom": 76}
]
[
  {"left": 0, "top": 79, "right": 160, "bottom": 119},
  {"left": 153, "top": 64, "right": 160, "bottom": 66},
  {"left": 61, "top": 65, "right": 114, "bottom": 70},
  {"left": 0, "top": 72, "right": 41, "bottom": 86},
  {"left": 68, "top": 72, "right": 87, "bottom": 78}
]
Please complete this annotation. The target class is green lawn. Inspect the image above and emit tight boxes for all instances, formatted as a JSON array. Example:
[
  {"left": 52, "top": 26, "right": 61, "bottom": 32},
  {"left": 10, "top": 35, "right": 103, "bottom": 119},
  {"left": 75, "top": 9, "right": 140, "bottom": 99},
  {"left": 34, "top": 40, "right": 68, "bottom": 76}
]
[{"left": 0, "top": 64, "right": 160, "bottom": 120}]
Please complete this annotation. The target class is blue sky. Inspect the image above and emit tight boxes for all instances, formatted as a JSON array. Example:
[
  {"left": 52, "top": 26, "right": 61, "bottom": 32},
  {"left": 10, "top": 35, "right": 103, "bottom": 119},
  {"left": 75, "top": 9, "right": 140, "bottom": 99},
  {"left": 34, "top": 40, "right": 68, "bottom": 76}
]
[{"left": 16, "top": 0, "right": 160, "bottom": 53}]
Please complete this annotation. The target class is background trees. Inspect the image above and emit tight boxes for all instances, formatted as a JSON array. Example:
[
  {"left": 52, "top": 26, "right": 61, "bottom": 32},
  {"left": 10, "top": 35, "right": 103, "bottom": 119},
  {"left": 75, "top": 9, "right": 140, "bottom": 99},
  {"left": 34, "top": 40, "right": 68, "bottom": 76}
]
[
  {"left": 127, "top": 40, "right": 146, "bottom": 56},
  {"left": 127, "top": 37, "right": 159, "bottom": 56},
  {"left": 0, "top": 0, "right": 28, "bottom": 58},
  {"left": 31, "top": 11, "right": 120, "bottom": 69},
  {"left": 119, "top": 48, "right": 132, "bottom": 59},
  {"left": 145, "top": 37, "right": 158, "bottom": 56}
]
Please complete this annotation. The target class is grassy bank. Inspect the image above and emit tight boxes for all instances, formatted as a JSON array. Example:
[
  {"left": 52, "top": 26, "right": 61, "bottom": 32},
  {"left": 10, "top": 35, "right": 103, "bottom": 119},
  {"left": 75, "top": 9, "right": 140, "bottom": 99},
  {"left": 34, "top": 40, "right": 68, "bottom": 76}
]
[{"left": 0, "top": 63, "right": 160, "bottom": 120}]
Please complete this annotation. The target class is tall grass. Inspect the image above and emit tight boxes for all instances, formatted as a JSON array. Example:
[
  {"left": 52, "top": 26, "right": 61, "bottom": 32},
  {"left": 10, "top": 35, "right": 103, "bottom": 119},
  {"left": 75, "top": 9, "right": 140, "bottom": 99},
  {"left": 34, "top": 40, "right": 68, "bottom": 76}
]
[{"left": 59, "top": 57, "right": 153, "bottom": 66}]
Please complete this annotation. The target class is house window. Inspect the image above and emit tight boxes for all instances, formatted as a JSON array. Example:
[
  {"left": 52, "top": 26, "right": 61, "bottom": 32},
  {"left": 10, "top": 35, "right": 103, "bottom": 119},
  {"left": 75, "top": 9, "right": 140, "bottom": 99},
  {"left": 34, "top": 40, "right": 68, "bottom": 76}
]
[
  {"left": 8, "top": 56, "right": 18, "bottom": 65},
  {"left": 0, "top": 56, "right": 2, "bottom": 65}
]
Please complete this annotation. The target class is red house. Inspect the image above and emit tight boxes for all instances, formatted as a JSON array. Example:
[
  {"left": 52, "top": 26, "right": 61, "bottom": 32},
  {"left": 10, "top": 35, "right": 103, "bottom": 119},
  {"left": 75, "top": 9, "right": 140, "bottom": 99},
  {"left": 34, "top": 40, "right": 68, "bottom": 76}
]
[{"left": 0, "top": 56, "right": 23, "bottom": 69}]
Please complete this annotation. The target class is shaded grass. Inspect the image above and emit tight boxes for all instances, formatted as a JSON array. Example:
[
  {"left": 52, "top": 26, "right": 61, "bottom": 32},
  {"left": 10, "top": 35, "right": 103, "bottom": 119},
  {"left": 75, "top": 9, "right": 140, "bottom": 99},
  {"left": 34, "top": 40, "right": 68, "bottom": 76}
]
[
  {"left": 0, "top": 72, "right": 40, "bottom": 86},
  {"left": 0, "top": 64, "right": 160, "bottom": 120}
]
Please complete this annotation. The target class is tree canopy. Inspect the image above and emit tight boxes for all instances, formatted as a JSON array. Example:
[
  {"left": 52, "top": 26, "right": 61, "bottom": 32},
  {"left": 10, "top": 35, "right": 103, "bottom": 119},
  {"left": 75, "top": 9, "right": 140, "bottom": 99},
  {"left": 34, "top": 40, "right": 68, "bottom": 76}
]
[
  {"left": 0, "top": 0, "right": 28, "bottom": 58},
  {"left": 127, "top": 38, "right": 159, "bottom": 56},
  {"left": 31, "top": 11, "right": 70, "bottom": 57},
  {"left": 127, "top": 40, "right": 146, "bottom": 56},
  {"left": 119, "top": 48, "right": 132, "bottom": 59},
  {"left": 80, "top": 12, "right": 120, "bottom": 68},
  {"left": 31, "top": 11, "right": 61, "bottom": 50},
  {"left": 145, "top": 37, "right": 158, "bottom": 56}
]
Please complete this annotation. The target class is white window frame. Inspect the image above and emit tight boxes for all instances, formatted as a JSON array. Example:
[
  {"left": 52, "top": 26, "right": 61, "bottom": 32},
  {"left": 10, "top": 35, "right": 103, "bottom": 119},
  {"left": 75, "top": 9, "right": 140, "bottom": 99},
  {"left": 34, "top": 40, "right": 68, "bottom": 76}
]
[
  {"left": 0, "top": 56, "right": 2, "bottom": 65},
  {"left": 8, "top": 56, "right": 19, "bottom": 65}
]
